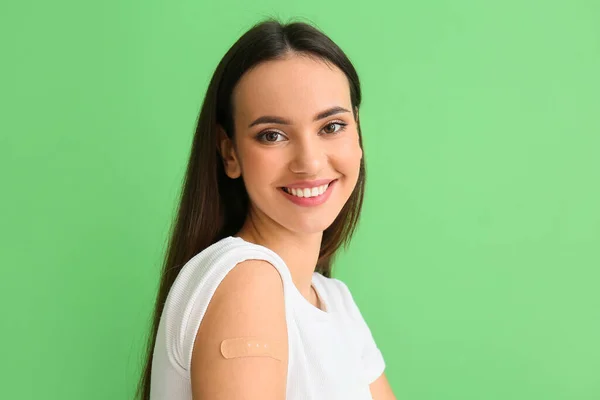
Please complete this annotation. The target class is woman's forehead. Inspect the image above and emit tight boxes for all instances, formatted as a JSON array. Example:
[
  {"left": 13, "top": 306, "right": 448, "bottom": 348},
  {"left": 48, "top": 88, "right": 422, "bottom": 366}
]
[{"left": 232, "top": 56, "right": 352, "bottom": 124}]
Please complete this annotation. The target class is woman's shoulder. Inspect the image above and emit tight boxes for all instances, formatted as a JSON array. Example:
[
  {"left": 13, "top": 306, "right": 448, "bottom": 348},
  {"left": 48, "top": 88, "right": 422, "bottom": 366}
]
[
  {"left": 158, "top": 236, "right": 294, "bottom": 376},
  {"left": 173, "top": 236, "right": 287, "bottom": 295}
]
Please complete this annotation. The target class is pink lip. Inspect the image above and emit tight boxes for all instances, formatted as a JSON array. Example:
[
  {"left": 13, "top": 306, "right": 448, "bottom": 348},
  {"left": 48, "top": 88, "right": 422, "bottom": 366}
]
[
  {"left": 282, "top": 178, "right": 335, "bottom": 189},
  {"left": 280, "top": 180, "right": 336, "bottom": 207}
]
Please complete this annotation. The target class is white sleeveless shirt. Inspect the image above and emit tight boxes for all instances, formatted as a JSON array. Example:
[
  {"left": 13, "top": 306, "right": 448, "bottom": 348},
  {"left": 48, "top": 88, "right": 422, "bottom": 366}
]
[{"left": 150, "top": 236, "right": 385, "bottom": 399}]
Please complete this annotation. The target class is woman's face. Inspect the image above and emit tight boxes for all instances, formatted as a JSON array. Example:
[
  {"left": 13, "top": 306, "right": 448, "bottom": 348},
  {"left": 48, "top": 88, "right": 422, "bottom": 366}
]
[{"left": 220, "top": 53, "right": 363, "bottom": 235}]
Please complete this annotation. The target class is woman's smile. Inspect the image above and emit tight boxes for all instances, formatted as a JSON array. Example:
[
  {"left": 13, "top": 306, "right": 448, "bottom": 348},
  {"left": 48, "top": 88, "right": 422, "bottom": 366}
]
[{"left": 279, "top": 179, "right": 337, "bottom": 207}]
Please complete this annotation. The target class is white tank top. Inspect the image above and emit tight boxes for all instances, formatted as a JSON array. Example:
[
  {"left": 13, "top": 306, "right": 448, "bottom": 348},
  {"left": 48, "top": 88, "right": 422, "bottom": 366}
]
[{"left": 150, "top": 236, "right": 385, "bottom": 399}]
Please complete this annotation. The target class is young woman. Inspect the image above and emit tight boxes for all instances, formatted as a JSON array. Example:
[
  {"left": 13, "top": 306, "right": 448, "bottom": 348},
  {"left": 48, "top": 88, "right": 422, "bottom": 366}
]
[{"left": 136, "top": 18, "right": 396, "bottom": 400}]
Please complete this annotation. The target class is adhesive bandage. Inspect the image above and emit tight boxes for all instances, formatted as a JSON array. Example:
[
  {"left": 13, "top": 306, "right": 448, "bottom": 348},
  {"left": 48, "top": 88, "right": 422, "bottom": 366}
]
[{"left": 220, "top": 337, "right": 285, "bottom": 361}]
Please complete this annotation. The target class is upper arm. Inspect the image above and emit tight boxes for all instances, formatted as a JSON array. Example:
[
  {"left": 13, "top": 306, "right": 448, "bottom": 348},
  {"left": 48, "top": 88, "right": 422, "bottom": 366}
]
[
  {"left": 190, "top": 259, "right": 289, "bottom": 400},
  {"left": 369, "top": 372, "right": 397, "bottom": 400}
]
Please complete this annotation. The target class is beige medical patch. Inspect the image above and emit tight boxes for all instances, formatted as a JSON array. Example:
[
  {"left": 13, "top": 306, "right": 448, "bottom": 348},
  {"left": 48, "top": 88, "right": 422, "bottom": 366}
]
[{"left": 220, "top": 337, "right": 285, "bottom": 361}]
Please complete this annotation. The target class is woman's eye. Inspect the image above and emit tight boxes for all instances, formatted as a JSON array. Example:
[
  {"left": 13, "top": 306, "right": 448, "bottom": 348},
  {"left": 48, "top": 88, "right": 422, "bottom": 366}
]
[
  {"left": 322, "top": 122, "right": 347, "bottom": 135},
  {"left": 257, "top": 131, "right": 285, "bottom": 142}
]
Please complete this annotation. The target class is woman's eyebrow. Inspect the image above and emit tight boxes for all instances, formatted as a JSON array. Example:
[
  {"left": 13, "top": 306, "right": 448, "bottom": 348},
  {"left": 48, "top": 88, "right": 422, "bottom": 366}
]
[{"left": 247, "top": 106, "right": 351, "bottom": 128}]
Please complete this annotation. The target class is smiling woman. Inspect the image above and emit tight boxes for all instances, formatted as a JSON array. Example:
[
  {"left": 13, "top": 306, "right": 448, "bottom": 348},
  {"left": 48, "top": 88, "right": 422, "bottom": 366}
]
[{"left": 135, "top": 17, "right": 395, "bottom": 400}]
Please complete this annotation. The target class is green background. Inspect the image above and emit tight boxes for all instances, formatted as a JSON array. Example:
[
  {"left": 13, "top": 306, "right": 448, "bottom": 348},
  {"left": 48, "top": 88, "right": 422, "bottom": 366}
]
[{"left": 2, "top": 0, "right": 599, "bottom": 399}]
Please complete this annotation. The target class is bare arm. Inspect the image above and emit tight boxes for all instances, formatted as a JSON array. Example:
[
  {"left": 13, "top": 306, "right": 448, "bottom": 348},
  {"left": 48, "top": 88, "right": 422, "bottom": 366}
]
[
  {"left": 370, "top": 372, "right": 397, "bottom": 400},
  {"left": 190, "top": 259, "right": 289, "bottom": 399}
]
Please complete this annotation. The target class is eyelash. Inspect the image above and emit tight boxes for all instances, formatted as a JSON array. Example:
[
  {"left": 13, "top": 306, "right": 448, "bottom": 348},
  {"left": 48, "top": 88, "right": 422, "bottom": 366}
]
[{"left": 255, "top": 121, "right": 348, "bottom": 143}]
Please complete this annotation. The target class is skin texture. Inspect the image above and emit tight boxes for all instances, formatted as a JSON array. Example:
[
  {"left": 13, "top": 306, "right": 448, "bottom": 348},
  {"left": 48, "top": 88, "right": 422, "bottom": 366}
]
[{"left": 192, "top": 52, "right": 396, "bottom": 399}]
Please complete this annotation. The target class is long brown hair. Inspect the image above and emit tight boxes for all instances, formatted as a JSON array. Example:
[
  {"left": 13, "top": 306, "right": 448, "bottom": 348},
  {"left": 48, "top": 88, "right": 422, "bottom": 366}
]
[{"left": 135, "top": 17, "right": 366, "bottom": 399}]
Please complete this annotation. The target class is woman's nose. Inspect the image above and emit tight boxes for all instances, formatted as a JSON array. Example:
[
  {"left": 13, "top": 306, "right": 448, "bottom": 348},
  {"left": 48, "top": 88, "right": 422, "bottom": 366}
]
[{"left": 288, "top": 136, "right": 325, "bottom": 175}]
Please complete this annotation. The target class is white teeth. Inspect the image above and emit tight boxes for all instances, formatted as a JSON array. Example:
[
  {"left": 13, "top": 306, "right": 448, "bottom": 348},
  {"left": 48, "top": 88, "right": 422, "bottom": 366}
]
[{"left": 284, "top": 183, "right": 330, "bottom": 198}]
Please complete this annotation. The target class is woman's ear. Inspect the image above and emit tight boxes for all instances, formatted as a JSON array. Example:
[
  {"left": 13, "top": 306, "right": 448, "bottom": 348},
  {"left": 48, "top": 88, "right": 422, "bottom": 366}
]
[{"left": 217, "top": 126, "right": 242, "bottom": 179}]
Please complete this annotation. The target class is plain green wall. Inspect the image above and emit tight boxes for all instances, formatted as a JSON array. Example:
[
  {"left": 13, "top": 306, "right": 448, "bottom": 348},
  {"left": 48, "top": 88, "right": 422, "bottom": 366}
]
[{"left": 2, "top": 0, "right": 599, "bottom": 399}]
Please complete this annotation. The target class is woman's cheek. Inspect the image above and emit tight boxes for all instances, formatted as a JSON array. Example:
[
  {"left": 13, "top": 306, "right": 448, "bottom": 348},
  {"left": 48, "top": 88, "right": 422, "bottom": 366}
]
[{"left": 332, "top": 138, "right": 363, "bottom": 166}]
